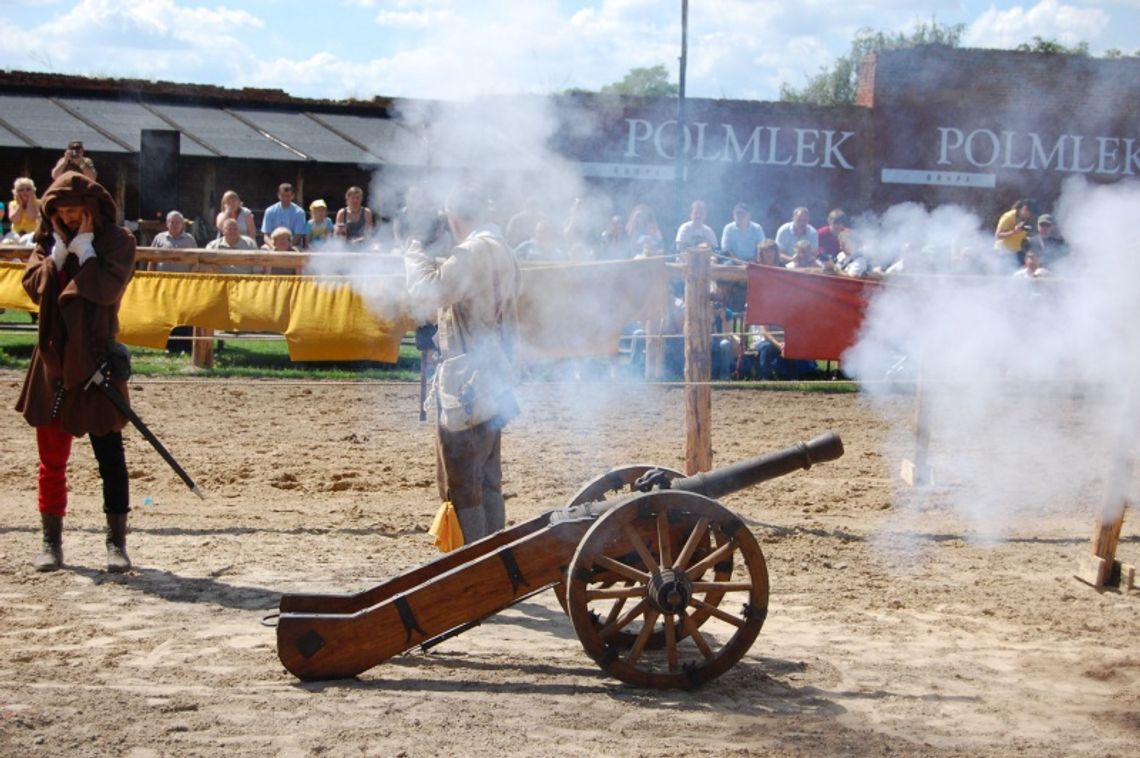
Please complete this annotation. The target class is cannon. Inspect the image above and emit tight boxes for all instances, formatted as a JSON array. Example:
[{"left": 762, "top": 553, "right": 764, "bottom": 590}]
[{"left": 277, "top": 432, "right": 844, "bottom": 689}]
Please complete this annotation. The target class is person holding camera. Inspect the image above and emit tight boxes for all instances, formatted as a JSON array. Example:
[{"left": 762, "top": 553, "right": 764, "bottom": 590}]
[
  {"left": 51, "top": 140, "right": 97, "bottom": 182},
  {"left": 993, "top": 198, "right": 1037, "bottom": 266},
  {"left": 15, "top": 171, "right": 137, "bottom": 573}
]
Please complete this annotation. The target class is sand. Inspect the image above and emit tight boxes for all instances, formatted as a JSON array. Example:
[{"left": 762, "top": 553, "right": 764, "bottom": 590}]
[{"left": 0, "top": 372, "right": 1136, "bottom": 757}]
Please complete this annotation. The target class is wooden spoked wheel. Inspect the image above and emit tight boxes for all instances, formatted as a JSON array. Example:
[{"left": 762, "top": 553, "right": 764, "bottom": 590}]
[
  {"left": 562, "top": 464, "right": 684, "bottom": 509},
  {"left": 554, "top": 465, "right": 686, "bottom": 637},
  {"left": 565, "top": 490, "right": 769, "bottom": 689}
]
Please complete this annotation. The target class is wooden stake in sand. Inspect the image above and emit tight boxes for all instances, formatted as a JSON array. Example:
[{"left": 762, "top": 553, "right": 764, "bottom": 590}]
[{"left": 1076, "top": 447, "right": 1133, "bottom": 589}]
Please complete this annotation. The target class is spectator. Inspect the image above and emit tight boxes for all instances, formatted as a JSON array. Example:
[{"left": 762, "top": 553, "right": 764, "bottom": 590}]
[
  {"left": 720, "top": 203, "right": 765, "bottom": 263},
  {"left": 830, "top": 226, "right": 872, "bottom": 277},
  {"left": 335, "top": 186, "right": 374, "bottom": 247},
  {"left": 262, "top": 183, "right": 307, "bottom": 248},
  {"left": 150, "top": 210, "right": 197, "bottom": 273},
  {"left": 50, "top": 140, "right": 97, "bottom": 181},
  {"left": 514, "top": 219, "right": 565, "bottom": 261},
  {"left": 1029, "top": 213, "right": 1068, "bottom": 267},
  {"left": 634, "top": 234, "right": 662, "bottom": 259},
  {"left": 625, "top": 204, "right": 663, "bottom": 250},
  {"left": 675, "top": 200, "right": 718, "bottom": 252},
  {"left": 263, "top": 226, "right": 298, "bottom": 276},
  {"left": 993, "top": 198, "right": 1037, "bottom": 265},
  {"left": 755, "top": 327, "right": 818, "bottom": 380},
  {"left": 263, "top": 226, "right": 298, "bottom": 253},
  {"left": 597, "top": 215, "right": 630, "bottom": 260},
  {"left": 206, "top": 218, "right": 258, "bottom": 275},
  {"left": 306, "top": 199, "right": 333, "bottom": 248},
  {"left": 505, "top": 200, "right": 543, "bottom": 250},
  {"left": 206, "top": 218, "right": 257, "bottom": 251},
  {"left": 215, "top": 190, "right": 257, "bottom": 241},
  {"left": 0, "top": 198, "right": 5, "bottom": 237},
  {"left": 816, "top": 209, "right": 849, "bottom": 262},
  {"left": 562, "top": 197, "right": 594, "bottom": 250},
  {"left": 9, "top": 177, "right": 40, "bottom": 239},
  {"left": 775, "top": 207, "right": 819, "bottom": 261},
  {"left": 785, "top": 239, "right": 823, "bottom": 270},
  {"left": 1014, "top": 249, "right": 1050, "bottom": 279},
  {"left": 394, "top": 185, "right": 449, "bottom": 254},
  {"left": 756, "top": 238, "right": 781, "bottom": 266}
]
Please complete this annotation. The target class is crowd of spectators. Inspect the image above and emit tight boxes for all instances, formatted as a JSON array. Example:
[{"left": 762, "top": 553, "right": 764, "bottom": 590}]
[{"left": 0, "top": 144, "right": 1071, "bottom": 380}]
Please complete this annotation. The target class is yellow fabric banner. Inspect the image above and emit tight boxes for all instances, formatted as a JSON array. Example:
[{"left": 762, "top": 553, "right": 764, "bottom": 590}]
[
  {"left": 2, "top": 257, "right": 669, "bottom": 363},
  {"left": 0, "top": 262, "right": 34, "bottom": 311}
]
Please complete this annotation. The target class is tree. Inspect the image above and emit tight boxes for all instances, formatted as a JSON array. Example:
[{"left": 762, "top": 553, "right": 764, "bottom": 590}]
[
  {"left": 1015, "top": 36, "right": 1089, "bottom": 55},
  {"left": 599, "top": 64, "right": 679, "bottom": 98},
  {"left": 780, "top": 20, "right": 965, "bottom": 106}
]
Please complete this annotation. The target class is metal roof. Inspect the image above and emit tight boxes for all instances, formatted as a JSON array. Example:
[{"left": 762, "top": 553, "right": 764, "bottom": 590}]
[
  {"left": 49, "top": 97, "right": 216, "bottom": 157},
  {"left": 0, "top": 94, "right": 131, "bottom": 152},
  {"left": 303, "top": 112, "right": 428, "bottom": 166},
  {"left": 0, "top": 88, "right": 516, "bottom": 167}
]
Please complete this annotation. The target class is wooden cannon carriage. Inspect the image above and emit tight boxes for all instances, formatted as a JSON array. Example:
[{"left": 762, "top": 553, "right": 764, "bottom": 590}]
[{"left": 277, "top": 432, "right": 844, "bottom": 689}]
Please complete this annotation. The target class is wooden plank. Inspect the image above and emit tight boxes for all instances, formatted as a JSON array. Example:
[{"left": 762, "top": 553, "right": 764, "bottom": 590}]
[
  {"left": 1075, "top": 553, "right": 1108, "bottom": 588},
  {"left": 277, "top": 519, "right": 592, "bottom": 680},
  {"left": 900, "top": 458, "right": 934, "bottom": 487}
]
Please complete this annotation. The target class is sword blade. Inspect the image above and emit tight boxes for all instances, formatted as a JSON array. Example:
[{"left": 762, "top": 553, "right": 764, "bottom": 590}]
[{"left": 91, "top": 373, "right": 205, "bottom": 499}]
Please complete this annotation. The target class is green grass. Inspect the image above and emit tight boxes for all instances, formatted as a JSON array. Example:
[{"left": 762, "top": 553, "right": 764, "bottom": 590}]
[
  {"left": 1, "top": 308, "right": 857, "bottom": 389},
  {"left": 0, "top": 309, "right": 421, "bottom": 380}
]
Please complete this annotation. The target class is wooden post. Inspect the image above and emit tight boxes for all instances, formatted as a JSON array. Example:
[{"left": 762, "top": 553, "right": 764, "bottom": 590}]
[
  {"left": 900, "top": 351, "right": 933, "bottom": 487},
  {"left": 644, "top": 317, "right": 662, "bottom": 381},
  {"left": 1078, "top": 449, "right": 1131, "bottom": 588},
  {"left": 683, "top": 246, "right": 712, "bottom": 475},
  {"left": 191, "top": 262, "right": 216, "bottom": 369}
]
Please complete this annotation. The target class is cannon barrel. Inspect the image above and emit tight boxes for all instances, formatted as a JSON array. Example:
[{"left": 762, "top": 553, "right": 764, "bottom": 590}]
[{"left": 670, "top": 431, "right": 844, "bottom": 500}]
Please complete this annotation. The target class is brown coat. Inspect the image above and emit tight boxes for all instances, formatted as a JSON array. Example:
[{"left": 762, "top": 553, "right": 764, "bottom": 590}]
[{"left": 15, "top": 172, "right": 136, "bottom": 437}]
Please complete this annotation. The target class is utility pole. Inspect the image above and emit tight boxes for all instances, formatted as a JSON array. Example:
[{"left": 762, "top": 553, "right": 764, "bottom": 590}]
[{"left": 675, "top": 0, "right": 689, "bottom": 231}]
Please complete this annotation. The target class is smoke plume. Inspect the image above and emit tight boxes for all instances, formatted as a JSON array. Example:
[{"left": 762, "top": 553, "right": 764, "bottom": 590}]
[{"left": 844, "top": 177, "right": 1140, "bottom": 540}]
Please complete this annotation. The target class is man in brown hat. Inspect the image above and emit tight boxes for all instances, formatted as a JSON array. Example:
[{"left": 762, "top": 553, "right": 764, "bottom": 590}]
[{"left": 16, "top": 171, "right": 137, "bottom": 572}]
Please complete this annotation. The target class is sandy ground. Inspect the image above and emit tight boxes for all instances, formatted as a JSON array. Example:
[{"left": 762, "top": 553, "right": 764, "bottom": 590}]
[{"left": 0, "top": 370, "right": 1137, "bottom": 757}]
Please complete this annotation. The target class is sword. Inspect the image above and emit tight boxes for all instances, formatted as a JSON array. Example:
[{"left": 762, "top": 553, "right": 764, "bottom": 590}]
[{"left": 85, "top": 364, "right": 206, "bottom": 500}]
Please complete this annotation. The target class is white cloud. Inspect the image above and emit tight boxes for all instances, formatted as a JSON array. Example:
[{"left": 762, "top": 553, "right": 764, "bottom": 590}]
[
  {"left": 374, "top": 9, "right": 454, "bottom": 28},
  {"left": 963, "top": 0, "right": 1109, "bottom": 49}
]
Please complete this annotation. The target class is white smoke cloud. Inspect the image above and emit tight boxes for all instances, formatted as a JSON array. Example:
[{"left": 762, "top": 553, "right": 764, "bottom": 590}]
[{"left": 845, "top": 178, "right": 1140, "bottom": 541}]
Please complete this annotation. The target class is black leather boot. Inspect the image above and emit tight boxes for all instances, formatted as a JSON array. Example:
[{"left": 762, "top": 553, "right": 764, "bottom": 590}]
[
  {"left": 33, "top": 513, "right": 64, "bottom": 572},
  {"left": 105, "top": 513, "right": 131, "bottom": 573}
]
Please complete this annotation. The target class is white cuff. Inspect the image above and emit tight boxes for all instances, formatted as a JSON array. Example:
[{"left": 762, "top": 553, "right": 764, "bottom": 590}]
[
  {"left": 68, "top": 232, "right": 95, "bottom": 265},
  {"left": 50, "top": 234, "right": 69, "bottom": 266}
]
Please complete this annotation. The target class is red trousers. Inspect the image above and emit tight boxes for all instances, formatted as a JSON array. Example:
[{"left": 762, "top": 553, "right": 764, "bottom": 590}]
[
  {"left": 36, "top": 421, "right": 73, "bottom": 517},
  {"left": 36, "top": 420, "right": 129, "bottom": 517}
]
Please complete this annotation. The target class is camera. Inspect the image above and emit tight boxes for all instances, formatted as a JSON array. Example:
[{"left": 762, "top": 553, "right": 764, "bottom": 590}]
[
  {"left": 1019, "top": 221, "right": 1036, "bottom": 235},
  {"left": 67, "top": 140, "right": 83, "bottom": 157}
]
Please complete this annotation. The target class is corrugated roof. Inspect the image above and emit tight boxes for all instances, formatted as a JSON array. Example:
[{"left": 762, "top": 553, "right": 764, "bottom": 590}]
[
  {"left": 305, "top": 112, "right": 428, "bottom": 166},
  {"left": 228, "top": 108, "right": 377, "bottom": 164},
  {"left": 145, "top": 102, "right": 305, "bottom": 162},
  {"left": 0, "top": 93, "right": 131, "bottom": 152},
  {"left": 53, "top": 97, "right": 216, "bottom": 157},
  {"left": 0, "top": 78, "right": 519, "bottom": 167}
]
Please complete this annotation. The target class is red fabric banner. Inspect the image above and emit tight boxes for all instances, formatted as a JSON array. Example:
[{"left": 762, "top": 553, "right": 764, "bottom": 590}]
[{"left": 744, "top": 264, "right": 882, "bottom": 361}]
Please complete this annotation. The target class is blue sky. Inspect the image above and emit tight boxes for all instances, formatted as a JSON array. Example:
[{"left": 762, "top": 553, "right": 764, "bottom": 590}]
[{"left": 0, "top": 1, "right": 1135, "bottom": 101}]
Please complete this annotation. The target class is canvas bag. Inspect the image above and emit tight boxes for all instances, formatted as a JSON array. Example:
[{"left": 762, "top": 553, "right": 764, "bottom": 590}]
[{"left": 428, "top": 237, "right": 519, "bottom": 432}]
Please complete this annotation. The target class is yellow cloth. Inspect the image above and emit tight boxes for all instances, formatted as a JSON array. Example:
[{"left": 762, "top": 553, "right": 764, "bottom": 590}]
[
  {"left": 119, "top": 272, "right": 411, "bottom": 362},
  {"left": 0, "top": 262, "right": 35, "bottom": 311},
  {"left": 3, "top": 257, "right": 670, "bottom": 363},
  {"left": 517, "top": 257, "right": 668, "bottom": 360},
  {"left": 428, "top": 500, "right": 464, "bottom": 552}
]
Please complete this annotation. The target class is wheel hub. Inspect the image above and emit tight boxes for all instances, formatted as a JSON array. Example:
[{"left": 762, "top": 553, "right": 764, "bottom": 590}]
[{"left": 646, "top": 568, "right": 693, "bottom": 614}]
